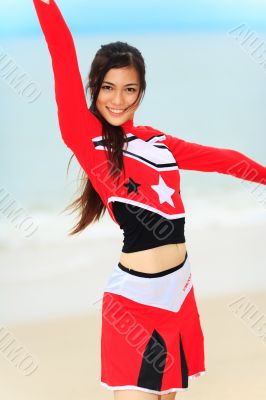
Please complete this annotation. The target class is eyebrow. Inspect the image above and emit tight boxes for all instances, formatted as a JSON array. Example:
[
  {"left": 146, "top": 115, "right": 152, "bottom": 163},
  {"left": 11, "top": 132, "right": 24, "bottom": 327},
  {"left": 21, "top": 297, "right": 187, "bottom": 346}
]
[{"left": 102, "top": 81, "right": 139, "bottom": 87}]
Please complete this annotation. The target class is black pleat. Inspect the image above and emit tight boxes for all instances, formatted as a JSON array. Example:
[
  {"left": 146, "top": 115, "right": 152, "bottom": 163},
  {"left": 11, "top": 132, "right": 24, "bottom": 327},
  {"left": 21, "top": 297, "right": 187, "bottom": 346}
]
[
  {"left": 179, "top": 333, "right": 188, "bottom": 388},
  {"left": 137, "top": 329, "right": 167, "bottom": 391}
]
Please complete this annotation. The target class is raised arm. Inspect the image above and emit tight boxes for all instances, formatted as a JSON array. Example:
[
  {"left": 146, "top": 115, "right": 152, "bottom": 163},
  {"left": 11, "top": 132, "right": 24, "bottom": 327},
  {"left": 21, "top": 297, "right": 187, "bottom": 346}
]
[
  {"left": 164, "top": 133, "right": 266, "bottom": 185},
  {"left": 32, "top": 0, "right": 102, "bottom": 174}
]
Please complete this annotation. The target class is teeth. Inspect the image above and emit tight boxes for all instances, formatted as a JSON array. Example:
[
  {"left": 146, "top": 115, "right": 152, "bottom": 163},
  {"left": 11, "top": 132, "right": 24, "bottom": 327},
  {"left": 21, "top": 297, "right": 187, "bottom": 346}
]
[{"left": 108, "top": 108, "right": 124, "bottom": 113}]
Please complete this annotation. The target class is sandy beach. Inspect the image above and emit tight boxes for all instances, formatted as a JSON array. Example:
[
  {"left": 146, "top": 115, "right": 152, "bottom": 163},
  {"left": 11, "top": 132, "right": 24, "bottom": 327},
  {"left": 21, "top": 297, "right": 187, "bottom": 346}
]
[{"left": 1, "top": 291, "right": 266, "bottom": 399}]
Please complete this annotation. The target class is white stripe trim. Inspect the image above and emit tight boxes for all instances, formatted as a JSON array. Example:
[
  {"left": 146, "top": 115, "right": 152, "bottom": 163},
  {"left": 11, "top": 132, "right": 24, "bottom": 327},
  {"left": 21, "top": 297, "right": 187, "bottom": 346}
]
[
  {"left": 101, "top": 371, "right": 206, "bottom": 394},
  {"left": 189, "top": 370, "right": 207, "bottom": 379},
  {"left": 92, "top": 132, "right": 178, "bottom": 171},
  {"left": 92, "top": 132, "right": 135, "bottom": 142},
  {"left": 108, "top": 197, "right": 185, "bottom": 219},
  {"left": 121, "top": 151, "right": 179, "bottom": 171},
  {"left": 149, "top": 134, "right": 166, "bottom": 142},
  {"left": 101, "top": 382, "right": 187, "bottom": 394},
  {"left": 93, "top": 145, "right": 178, "bottom": 171}
]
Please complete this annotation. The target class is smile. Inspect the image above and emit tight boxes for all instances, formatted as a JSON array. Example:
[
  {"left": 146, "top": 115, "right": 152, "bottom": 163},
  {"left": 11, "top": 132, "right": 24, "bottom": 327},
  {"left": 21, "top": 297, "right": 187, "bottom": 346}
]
[{"left": 107, "top": 107, "right": 126, "bottom": 116}]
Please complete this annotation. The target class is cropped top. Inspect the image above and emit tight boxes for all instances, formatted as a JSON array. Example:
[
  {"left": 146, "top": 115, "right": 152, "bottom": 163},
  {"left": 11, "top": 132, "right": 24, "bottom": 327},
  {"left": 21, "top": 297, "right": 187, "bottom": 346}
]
[
  {"left": 33, "top": 0, "right": 266, "bottom": 253},
  {"left": 112, "top": 201, "right": 185, "bottom": 253}
]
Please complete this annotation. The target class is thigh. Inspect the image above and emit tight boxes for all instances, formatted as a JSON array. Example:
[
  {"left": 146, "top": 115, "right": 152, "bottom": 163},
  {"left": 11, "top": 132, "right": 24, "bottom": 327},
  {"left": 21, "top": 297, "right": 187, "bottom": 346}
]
[
  {"left": 114, "top": 390, "right": 159, "bottom": 400},
  {"left": 159, "top": 394, "right": 176, "bottom": 400}
]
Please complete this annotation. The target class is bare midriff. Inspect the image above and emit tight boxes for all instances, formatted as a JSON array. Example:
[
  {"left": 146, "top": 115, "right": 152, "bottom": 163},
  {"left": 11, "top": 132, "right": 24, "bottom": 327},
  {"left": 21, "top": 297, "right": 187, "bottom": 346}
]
[{"left": 118, "top": 242, "right": 187, "bottom": 273}]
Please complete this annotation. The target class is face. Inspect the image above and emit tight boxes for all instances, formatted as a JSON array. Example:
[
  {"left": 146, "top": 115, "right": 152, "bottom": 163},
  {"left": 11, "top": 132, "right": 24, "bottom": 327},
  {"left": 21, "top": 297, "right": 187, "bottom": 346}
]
[{"left": 95, "top": 66, "right": 141, "bottom": 126}]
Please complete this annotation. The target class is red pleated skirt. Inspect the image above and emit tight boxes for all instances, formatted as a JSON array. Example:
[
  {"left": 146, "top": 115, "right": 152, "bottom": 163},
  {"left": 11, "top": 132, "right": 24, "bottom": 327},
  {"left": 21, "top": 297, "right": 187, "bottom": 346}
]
[{"left": 100, "top": 252, "right": 206, "bottom": 395}]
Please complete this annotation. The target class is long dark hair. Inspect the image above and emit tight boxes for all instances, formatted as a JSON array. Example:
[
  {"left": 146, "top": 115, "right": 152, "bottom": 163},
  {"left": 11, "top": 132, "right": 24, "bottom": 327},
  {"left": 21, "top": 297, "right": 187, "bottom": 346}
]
[{"left": 63, "top": 41, "right": 146, "bottom": 235}]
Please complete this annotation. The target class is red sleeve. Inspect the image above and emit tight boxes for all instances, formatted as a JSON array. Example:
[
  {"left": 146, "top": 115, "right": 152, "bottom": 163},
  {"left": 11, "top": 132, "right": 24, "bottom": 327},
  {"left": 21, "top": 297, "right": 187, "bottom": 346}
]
[
  {"left": 164, "top": 133, "right": 266, "bottom": 185},
  {"left": 32, "top": 0, "right": 102, "bottom": 176}
]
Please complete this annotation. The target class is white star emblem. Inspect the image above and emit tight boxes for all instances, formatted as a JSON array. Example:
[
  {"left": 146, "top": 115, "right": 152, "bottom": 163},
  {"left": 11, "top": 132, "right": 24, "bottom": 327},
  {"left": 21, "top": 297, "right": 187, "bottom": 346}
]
[{"left": 151, "top": 175, "right": 175, "bottom": 207}]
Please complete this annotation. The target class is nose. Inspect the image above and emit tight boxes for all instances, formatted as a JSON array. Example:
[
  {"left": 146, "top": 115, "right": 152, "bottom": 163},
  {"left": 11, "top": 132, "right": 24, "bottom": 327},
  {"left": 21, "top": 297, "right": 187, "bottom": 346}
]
[{"left": 110, "top": 90, "right": 125, "bottom": 107}]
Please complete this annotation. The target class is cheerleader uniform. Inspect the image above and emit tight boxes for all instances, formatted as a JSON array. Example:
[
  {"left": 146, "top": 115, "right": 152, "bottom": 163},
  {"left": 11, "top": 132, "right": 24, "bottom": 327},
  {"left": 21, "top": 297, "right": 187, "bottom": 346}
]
[{"left": 33, "top": 0, "right": 266, "bottom": 395}]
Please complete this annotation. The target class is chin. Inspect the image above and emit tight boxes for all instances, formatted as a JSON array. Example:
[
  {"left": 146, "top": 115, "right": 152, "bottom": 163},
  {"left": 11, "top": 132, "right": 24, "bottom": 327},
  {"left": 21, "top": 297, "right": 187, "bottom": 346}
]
[
  {"left": 104, "top": 114, "right": 128, "bottom": 126},
  {"left": 111, "top": 120, "right": 124, "bottom": 127}
]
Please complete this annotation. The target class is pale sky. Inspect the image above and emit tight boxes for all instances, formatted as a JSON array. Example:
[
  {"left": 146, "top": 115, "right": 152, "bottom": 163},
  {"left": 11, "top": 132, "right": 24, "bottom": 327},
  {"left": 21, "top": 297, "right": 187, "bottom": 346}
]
[{"left": 1, "top": 0, "right": 266, "bottom": 37}]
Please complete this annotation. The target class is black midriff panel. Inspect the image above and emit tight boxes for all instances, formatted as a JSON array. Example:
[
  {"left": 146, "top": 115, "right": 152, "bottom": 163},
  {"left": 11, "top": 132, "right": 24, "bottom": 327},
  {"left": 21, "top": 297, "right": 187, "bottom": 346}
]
[{"left": 112, "top": 201, "right": 185, "bottom": 253}]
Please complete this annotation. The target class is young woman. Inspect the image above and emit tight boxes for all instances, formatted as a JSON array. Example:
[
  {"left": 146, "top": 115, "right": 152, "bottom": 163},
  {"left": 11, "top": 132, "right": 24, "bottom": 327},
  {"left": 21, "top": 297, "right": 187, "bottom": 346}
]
[{"left": 33, "top": 1, "right": 266, "bottom": 399}]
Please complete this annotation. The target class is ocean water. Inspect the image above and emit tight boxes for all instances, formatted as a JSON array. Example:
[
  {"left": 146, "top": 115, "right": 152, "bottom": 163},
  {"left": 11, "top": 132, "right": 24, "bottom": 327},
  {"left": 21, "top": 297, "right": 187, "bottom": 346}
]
[
  {"left": 1, "top": 32, "right": 266, "bottom": 211},
  {"left": 1, "top": 32, "right": 266, "bottom": 324}
]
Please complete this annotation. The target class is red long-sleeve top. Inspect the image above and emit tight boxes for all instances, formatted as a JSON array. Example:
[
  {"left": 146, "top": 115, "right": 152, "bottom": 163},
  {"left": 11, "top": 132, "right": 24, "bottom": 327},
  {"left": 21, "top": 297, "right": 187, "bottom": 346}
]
[{"left": 33, "top": 0, "right": 266, "bottom": 251}]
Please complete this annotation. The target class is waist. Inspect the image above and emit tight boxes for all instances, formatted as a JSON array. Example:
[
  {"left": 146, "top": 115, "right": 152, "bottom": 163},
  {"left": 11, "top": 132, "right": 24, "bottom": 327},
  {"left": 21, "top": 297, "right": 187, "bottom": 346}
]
[
  {"left": 104, "top": 250, "right": 193, "bottom": 314},
  {"left": 118, "top": 242, "right": 187, "bottom": 274}
]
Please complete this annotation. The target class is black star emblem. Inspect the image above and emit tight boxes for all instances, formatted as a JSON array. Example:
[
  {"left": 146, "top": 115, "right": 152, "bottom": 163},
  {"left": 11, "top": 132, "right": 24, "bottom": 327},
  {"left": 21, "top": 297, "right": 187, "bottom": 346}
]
[{"left": 123, "top": 177, "right": 141, "bottom": 194}]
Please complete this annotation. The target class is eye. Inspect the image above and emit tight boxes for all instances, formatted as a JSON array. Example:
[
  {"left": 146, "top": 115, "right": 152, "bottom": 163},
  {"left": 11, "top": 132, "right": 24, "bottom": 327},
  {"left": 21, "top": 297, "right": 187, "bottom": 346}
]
[
  {"left": 101, "top": 85, "right": 136, "bottom": 92},
  {"left": 101, "top": 85, "right": 112, "bottom": 90}
]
